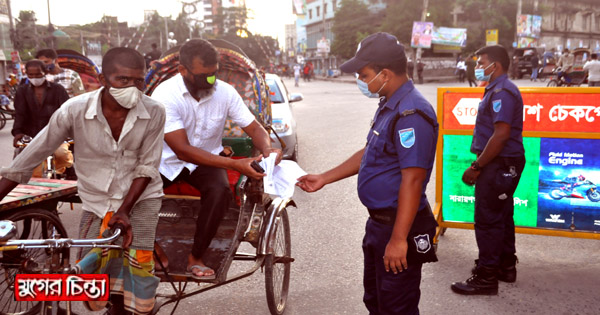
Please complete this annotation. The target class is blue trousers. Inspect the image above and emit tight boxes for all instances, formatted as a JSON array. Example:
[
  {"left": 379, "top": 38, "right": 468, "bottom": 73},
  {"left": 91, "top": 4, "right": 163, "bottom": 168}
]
[
  {"left": 474, "top": 156, "right": 525, "bottom": 267},
  {"left": 363, "top": 218, "right": 422, "bottom": 315}
]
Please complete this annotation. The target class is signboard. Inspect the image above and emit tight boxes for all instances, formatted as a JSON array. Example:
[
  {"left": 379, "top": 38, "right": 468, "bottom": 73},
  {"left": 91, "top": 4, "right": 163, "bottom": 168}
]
[
  {"left": 518, "top": 36, "right": 538, "bottom": 48},
  {"left": 517, "top": 14, "right": 542, "bottom": 38},
  {"left": 485, "top": 29, "right": 498, "bottom": 46},
  {"left": 10, "top": 51, "right": 21, "bottom": 63},
  {"left": 432, "top": 27, "right": 467, "bottom": 47},
  {"left": 436, "top": 87, "right": 600, "bottom": 239},
  {"left": 411, "top": 22, "right": 433, "bottom": 48},
  {"left": 317, "top": 37, "right": 330, "bottom": 55}
]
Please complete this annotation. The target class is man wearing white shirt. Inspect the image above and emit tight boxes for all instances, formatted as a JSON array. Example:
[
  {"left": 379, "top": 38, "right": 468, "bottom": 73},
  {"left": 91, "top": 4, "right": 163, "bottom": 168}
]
[
  {"left": 583, "top": 53, "right": 600, "bottom": 87},
  {"left": 151, "top": 39, "right": 282, "bottom": 279}
]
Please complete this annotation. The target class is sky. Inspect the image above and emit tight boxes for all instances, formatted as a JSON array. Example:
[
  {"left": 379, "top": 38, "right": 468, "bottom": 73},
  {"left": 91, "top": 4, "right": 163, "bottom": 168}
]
[{"left": 10, "top": 0, "right": 296, "bottom": 45}]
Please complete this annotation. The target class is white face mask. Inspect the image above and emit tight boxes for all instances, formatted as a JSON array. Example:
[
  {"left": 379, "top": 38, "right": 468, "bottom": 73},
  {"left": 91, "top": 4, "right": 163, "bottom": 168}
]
[
  {"left": 109, "top": 86, "right": 141, "bottom": 109},
  {"left": 29, "top": 77, "right": 46, "bottom": 87}
]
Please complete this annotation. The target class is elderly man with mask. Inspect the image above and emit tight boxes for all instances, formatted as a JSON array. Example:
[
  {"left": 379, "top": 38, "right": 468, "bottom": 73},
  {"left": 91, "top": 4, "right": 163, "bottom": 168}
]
[{"left": 0, "top": 47, "right": 166, "bottom": 315}]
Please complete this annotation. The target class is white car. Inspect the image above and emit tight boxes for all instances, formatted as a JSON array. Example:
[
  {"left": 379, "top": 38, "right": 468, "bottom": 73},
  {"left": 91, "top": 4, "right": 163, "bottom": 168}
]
[{"left": 266, "top": 73, "right": 303, "bottom": 161}]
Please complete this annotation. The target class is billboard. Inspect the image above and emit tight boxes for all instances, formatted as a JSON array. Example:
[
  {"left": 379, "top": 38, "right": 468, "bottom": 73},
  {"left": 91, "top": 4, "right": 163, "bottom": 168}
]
[
  {"left": 432, "top": 27, "right": 467, "bottom": 47},
  {"left": 486, "top": 29, "right": 498, "bottom": 46},
  {"left": 437, "top": 87, "right": 600, "bottom": 236},
  {"left": 517, "top": 14, "right": 542, "bottom": 38},
  {"left": 411, "top": 22, "right": 433, "bottom": 48}
]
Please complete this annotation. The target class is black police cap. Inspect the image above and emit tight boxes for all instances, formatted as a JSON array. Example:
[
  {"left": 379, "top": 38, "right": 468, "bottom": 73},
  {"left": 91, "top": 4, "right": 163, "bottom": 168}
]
[{"left": 340, "top": 32, "right": 406, "bottom": 73}]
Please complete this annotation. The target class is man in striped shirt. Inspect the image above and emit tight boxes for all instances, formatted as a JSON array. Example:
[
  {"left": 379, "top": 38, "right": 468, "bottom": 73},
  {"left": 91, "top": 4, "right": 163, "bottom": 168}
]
[{"left": 36, "top": 49, "right": 86, "bottom": 98}]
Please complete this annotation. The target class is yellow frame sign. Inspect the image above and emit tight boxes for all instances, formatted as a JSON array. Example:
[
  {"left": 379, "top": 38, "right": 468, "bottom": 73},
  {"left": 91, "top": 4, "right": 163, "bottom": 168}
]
[{"left": 434, "top": 87, "right": 600, "bottom": 242}]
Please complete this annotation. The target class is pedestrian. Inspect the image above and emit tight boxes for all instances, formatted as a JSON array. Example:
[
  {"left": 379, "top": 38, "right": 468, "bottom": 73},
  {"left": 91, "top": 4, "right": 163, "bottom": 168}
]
[
  {"left": 297, "top": 32, "right": 439, "bottom": 314},
  {"left": 0, "top": 47, "right": 166, "bottom": 314},
  {"left": 303, "top": 63, "right": 310, "bottom": 82},
  {"left": 451, "top": 45, "right": 525, "bottom": 296},
  {"left": 145, "top": 43, "right": 162, "bottom": 68},
  {"left": 466, "top": 55, "right": 477, "bottom": 87},
  {"left": 530, "top": 53, "right": 539, "bottom": 81},
  {"left": 583, "top": 53, "right": 600, "bottom": 87},
  {"left": 407, "top": 59, "right": 414, "bottom": 80},
  {"left": 417, "top": 59, "right": 425, "bottom": 84},
  {"left": 36, "top": 49, "right": 85, "bottom": 97},
  {"left": 457, "top": 58, "right": 466, "bottom": 82},
  {"left": 12, "top": 59, "right": 72, "bottom": 177},
  {"left": 293, "top": 63, "right": 301, "bottom": 87},
  {"left": 557, "top": 49, "right": 574, "bottom": 84},
  {"left": 151, "top": 39, "right": 281, "bottom": 280}
]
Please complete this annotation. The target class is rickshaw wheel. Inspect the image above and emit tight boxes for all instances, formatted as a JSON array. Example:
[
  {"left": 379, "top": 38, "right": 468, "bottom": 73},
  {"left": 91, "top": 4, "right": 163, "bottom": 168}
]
[
  {"left": 547, "top": 79, "right": 559, "bottom": 87},
  {"left": 0, "top": 112, "right": 6, "bottom": 131},
  {"left": 264, "top": 209, "right": 291, "bottom": 315},
  {"left": 0, "top": 209, "right": 69, "bottom": 315}
]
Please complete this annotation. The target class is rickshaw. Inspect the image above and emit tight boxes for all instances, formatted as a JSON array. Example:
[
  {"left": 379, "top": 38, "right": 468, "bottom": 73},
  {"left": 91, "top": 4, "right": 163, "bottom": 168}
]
[
  {"left": 0, "top": 40, "right": 296, "bottom": 315},
  {"left": 145, "top": 39, "right": 296, "bottom": 315},
  {"left": 547, "top": 48, "right": 590, "bottom": 87},
  {"left": 56, "top": 49, "right": 102, "bottom": 92}
]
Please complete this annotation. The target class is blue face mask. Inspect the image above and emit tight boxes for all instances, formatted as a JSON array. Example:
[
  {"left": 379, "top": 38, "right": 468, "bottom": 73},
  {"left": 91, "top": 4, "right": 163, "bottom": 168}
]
[
  {"left": 356, "top": 71, "right": 386, "bottom": 98},
  {"left": 474, "top": 62, "right": 495, "bottom": 82}
]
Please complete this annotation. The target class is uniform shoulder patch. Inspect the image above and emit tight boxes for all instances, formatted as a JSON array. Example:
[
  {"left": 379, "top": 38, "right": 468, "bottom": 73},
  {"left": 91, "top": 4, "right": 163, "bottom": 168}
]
[
  {"left": 414, "top": 234, "right": 431, "bottom": 253},
  {"left": 398, "top": 128, "right": 415, "bottom": 148},
  {"left": 492, "top": 99, "right": 502, "bottom": 112}
]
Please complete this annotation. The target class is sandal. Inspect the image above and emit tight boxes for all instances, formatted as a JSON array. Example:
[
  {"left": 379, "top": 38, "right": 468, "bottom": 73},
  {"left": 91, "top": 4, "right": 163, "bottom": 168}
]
[{"left": 187, "top": 264, "right": 216, "bottom": 280}]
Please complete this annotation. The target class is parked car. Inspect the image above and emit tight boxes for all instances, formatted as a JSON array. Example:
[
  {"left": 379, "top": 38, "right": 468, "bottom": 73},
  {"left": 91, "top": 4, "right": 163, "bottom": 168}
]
[
  {"left": 265, "top": 73, "right": 302, "bottom": 161},
  {"left": 511, "top": 47, "right": 543, "bottom": 79}
]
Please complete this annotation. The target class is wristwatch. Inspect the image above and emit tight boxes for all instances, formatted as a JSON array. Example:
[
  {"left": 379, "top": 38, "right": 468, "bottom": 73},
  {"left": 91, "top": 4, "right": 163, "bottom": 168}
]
[{"left": 470, "top": 161, "right": 482, "bottom": 171}]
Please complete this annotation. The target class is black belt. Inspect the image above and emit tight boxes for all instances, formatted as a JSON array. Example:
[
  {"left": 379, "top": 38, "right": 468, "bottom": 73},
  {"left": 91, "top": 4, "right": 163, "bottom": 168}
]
[{"left": 368, "top": 203, "right": 433, "bottom": 226}]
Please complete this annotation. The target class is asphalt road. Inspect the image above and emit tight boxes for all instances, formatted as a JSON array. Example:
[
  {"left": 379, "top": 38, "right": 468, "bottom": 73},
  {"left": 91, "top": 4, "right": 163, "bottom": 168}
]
[{"left": 0, "top": 77, "right": 598, "bottom": 315}]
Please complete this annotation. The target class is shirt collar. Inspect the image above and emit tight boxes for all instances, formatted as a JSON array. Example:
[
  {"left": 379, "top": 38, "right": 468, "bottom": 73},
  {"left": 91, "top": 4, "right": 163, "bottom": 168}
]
[
  {"left": 486, "top": 73, "right": 508, "bottom": 91},
  {"left": 84, "top": 87, "right": 150, "bottom": 120},
  {"left": 380, "top": 80, "right": 415, "bottom": 111}
]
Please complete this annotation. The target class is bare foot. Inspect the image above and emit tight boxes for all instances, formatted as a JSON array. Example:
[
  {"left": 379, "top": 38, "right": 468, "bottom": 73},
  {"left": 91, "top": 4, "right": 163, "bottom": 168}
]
[{"left": 187, "top": 254, "right": 214, "bottom": 278}]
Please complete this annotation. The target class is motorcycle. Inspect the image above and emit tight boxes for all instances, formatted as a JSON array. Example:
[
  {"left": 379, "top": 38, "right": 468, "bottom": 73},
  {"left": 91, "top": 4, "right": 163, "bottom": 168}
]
[{"left": 549, "top": 179, "right": 600, "bottom": 202}]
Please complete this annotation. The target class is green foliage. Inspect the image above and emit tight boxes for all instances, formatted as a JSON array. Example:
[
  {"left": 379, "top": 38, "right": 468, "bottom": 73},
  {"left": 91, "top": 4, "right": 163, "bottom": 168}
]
[
  {"left": 56, "top": 38, "right": 82, "bottom": 53},
  {"left": 378, "top": 0, "right": 421, "bottom": 45},
  {"left": 331, "top": 0, "right": 377, "bottom": 59},
  {"left": 456, "top": 0, "right": 518, "bottom": 51}
]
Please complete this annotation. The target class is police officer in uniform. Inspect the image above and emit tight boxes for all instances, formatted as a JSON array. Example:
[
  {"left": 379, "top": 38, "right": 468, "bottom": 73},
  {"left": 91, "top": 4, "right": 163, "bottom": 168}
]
[
  {"left": 297, "top": 32, "right": 438, "bottom": 314},
  {"left": 451, "top": 45, "right": 525, "bottom": 295}
]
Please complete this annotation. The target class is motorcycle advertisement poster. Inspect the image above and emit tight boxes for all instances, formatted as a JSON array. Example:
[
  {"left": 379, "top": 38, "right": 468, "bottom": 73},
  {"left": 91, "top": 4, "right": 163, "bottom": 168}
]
[{"left": 538, "top": 138, "right": 600, "bottom": 231}]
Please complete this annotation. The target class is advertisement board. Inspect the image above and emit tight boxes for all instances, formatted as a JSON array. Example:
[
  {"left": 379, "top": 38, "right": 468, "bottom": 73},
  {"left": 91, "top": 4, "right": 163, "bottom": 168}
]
[
  {"left": 485, "top": 29, "right": 498, "bottom": 46},
  {"left": 411, "top": 22, "right": 433, "bottom": 48},
  {"left": 517, "top": 14, "right": 542, "bottom": 38},
  {"left": 432, "top": 27, "right": 467, "bottom": 47},
  {"left": 436, "top": 87, "right": 600, "bottom": 239}
]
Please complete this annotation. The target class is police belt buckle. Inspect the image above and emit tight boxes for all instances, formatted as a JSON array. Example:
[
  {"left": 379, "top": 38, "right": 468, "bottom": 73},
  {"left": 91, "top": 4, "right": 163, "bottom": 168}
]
[{"left": 367, "top": 209, "right": 396, "bottom": 226}]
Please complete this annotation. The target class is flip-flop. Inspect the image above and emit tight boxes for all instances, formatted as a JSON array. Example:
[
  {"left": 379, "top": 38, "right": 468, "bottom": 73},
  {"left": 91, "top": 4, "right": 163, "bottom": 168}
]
[{"left": 187, "top": 264, "right": 216, "bottom": 280}]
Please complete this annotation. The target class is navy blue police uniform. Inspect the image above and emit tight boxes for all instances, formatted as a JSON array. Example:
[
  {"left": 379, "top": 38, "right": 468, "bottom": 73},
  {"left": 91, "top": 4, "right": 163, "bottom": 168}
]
[
  {"left": 470, "top": 73, "right": 525, "bottom": 269},
  {"left": 358, "top": 80, "right": 438, "bottom": 315}
]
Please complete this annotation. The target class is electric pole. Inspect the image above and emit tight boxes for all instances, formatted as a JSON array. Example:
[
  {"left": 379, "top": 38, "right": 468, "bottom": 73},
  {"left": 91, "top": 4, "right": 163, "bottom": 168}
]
[{"left": 415, "top": 0, "right": 429, "bottom": 80}]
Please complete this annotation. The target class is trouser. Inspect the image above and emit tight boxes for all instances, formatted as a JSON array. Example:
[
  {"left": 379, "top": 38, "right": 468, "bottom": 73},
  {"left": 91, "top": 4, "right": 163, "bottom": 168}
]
[
  {"left": 474, "top": 156, "right": 525, "bottom": 267},
  {"left": 417, "top": 71, "right": 423, "bottom": 84},
  {"left": 531, "top": 67, "right": 538, "bottom": 80},
  {"left": 363, "top": 218, "right": 422, "bottom": 315},
  {"left": 468, "top": 78, "right": 477, "bottom": 87},
  {"left": 161, "top": 166, "right": 232, "bottom": 258},
  {"left": 294, "top": 74, "right": 299, "bottom": 86}
]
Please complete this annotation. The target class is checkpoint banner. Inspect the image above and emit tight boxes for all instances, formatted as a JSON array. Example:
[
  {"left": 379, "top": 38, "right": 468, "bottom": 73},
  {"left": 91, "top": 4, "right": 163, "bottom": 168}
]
[{"left": 436, "top": 87, "right": 600, "bottom": 238}]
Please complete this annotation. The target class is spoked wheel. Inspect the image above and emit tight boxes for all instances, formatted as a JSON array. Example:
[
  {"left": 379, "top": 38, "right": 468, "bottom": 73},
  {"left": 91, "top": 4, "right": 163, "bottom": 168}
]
[
  {"left": 0, "top": 112, "right": 6, "bottom": 131},
  {"left": 547, "top": 79, "right": 559, "bottom": 87},
  {"left": 264, "top": 209, "right": 291, "bottom": 315},
  {"left": 0, "top": 209, "right": 69, "bottom": 315}
]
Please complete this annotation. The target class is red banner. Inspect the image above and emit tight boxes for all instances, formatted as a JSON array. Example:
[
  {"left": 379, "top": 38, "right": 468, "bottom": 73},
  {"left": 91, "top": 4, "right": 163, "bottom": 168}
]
[
  {"left": 442, "top": 90, "right": 600, "bottom": 133},
  {"left": 15, "top": 274, "right": 109, "bottom": 301}
]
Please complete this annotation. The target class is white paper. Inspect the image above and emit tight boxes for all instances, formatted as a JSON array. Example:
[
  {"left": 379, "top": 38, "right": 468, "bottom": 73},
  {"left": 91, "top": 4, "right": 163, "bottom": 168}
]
[{"left": 259, "top": 157, "right": 307, "bottom": 199}]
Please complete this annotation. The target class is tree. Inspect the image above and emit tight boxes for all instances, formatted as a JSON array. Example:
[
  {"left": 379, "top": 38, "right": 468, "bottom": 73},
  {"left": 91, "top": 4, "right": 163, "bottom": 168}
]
[
  {"left": 331, "top": 0, "right": 377, "bottom": 59},
  {"left": 15, "top": 10, "right": 39, "bottom": 51},
  {"left": 456, "top": 0, "right": 518, "bottom": 52}
]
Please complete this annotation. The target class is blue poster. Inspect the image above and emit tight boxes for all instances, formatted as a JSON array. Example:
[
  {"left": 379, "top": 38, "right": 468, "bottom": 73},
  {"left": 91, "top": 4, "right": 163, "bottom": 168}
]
[{"left": 537, "top": 138, "right": 600, "bottom": 232}]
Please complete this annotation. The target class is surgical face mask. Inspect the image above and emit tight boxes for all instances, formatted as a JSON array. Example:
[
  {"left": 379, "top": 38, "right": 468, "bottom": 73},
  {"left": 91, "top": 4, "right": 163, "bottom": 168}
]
[
  {"left": 109, "top": 86, "right": 142, "bottom": 109},
  {"left": 356, "top": 71, "right": 386, "bottom": 98},
  {"left": 474, "top": 62, "right": 496, "bottom": 82},
  {"left": 29, "top": 77, "right": 46, "bottom": 87}
]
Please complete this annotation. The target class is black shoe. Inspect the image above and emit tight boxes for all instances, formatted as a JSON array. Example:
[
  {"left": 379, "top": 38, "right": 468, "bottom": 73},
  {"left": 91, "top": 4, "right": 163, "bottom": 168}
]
[
  {"left": 498, "top": 254, "right": 518, "bottom": 283},
  {"left": 451, "top": 265, "right": 498, "bottom": 295}
]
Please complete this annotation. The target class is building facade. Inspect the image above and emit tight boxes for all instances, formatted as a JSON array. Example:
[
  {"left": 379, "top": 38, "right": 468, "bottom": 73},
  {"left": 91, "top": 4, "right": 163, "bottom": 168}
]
[{"left": 537, "top": 0, "right": 600, "bottom": 52}]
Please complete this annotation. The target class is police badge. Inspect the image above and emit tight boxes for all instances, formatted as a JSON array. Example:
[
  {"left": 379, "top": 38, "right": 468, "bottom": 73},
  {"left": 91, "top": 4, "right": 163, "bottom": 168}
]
[{"left": 413, "top": 234, "right": 431, "bottom": 253}]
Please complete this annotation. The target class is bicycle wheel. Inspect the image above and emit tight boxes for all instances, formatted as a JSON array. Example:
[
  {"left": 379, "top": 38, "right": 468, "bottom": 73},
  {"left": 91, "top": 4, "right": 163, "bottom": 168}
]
[
  {"left": 264, "top": 209, "right": 291, "bottom": 315},
  {"left": 0, "top": 112, "right": 6, "bottom": 131},
  {"left": 547, "top": 79, "right": 558, "bottom": 87},
  {"left": 0, "top": 209, "right": 69, "bottom": 315}
]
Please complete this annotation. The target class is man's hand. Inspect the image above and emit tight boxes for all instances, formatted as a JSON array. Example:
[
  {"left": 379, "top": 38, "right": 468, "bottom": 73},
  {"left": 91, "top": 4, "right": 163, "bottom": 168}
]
[
  {"left": 13, "top": 134, "right": 25, "bottom": 148},
  {"left": 263, "top": 147, "right": 283, "bottom": 165},
  {"left": 296, "top": 174, "right": 327, "bottom": 192},
  {"left": 108, "top": 211, "right": 133, "bottom": 249},
  {"left": 384, "top": 238, "right": 408, "bottom": 274},
  {"left": 233, "top": 156, "right": 267, "bottom": 180},
  {"left": 462, "top": 167, "right": 481, "bottom": 186}
]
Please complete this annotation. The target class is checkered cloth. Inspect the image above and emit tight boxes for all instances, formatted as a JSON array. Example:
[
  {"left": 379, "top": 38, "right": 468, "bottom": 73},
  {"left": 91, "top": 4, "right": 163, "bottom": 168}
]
[{"left": 76, "top": 198, "right": 160, "bottom": 314}]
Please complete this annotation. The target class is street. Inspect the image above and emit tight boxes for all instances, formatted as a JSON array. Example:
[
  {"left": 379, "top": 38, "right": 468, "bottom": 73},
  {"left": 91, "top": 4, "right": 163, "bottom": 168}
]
[{"left": 0, "top": 78, "right": 599, "bottom": 314}]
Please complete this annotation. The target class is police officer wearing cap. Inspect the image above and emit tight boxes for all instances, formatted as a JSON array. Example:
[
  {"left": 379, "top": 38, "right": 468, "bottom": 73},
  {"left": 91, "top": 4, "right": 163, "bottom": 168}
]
[
  {"left": 451, "top": 45, "right": 525, "bottom": 296},
  {"left": 297, "top": 32, "right": 438, "bottom": 314}
]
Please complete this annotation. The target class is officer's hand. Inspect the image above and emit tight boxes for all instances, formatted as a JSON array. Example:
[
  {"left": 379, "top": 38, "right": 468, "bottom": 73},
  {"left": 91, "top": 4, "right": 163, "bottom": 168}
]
[
  {"left": 462, "top": 167, "right": 481, "bottom": 186},
  {"left": 384, "top": 238, "right": 408, "bottom": 274},
  {"left": 108, "top": 211, "right": 133, "bottom": 249},
  {"left": 13, "top": 134, "right": 25, "bottom": 148},
  {"left": 262, "top": 148, "right": 283, "bottom": 165},
  {"left": 296, "top": 174, "right": 326, "bottom": 192},
  {"left": 234, "top": 156, "right": 266, "bottom": 180}
]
